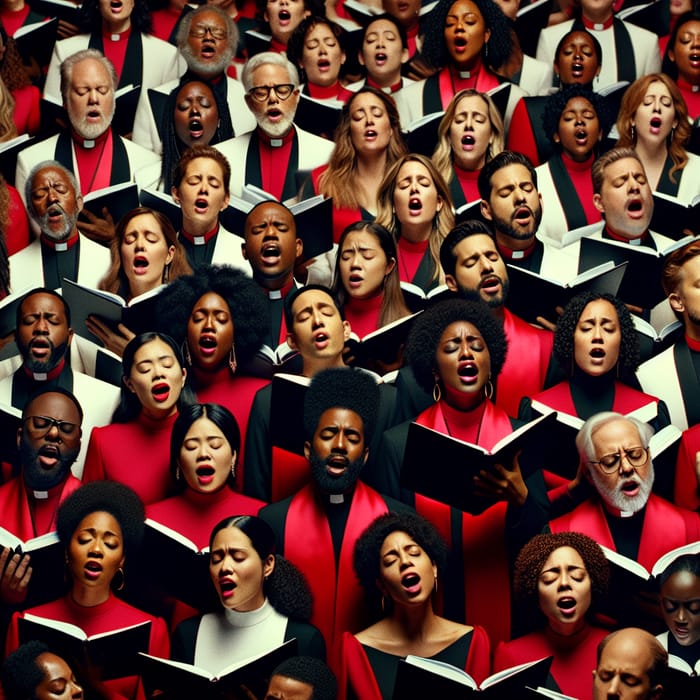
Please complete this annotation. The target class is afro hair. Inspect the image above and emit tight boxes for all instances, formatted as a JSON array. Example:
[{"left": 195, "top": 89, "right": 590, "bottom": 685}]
[
  {"left": 270, "top": 656, "right": 337, "bottom": 700},
  {"left": 513, "top": 531, "right": 609, "bottom": 627},
  {"left": 404, "top": 299, "right": 507, "bottom": 395},
  {"left": 56, "top": 481, "right": 145, "bottom": 557},
  {"left": 302, "top": 368, "right": 380, "bottom": 442},
  {"left": 353, "top": 512, "right": 449, "bottom": 605},
  {"left": 1, "top": 641, "right": 50, "bottom": 700},
  {"left": 153, "top": 264, "right": 269, "bottom": 367},
  {"left": 553, "top": 292, "right": 640, "bottom": 378}
]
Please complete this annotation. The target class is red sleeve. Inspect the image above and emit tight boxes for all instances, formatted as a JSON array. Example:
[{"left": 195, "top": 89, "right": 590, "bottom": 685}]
[
  {"left": 148, "top": 615, "right": 171, "bottom": 658},
  {"left": 506, "top": 98, "right": 542, "bottom": 167},
  {"left": 674, "top": 427, "right": 700, "bottom": 512},
  {"left": 339, "top": 631, "right": 382, "bottom": 700},
  {"left": 492, "top": 639, "right": 516, "bottom": 673},
  {"left": 465, "top": 625, "right": 491, "bottom": 686},
  {"left": 5, "top": 611, "right": 21, "bottom": 657},
  {"left": 6, "top": 184, "right": 30, "bottom": 257},
  {"left": 82, "top": 429, "right": 108, "bottom": 484}
]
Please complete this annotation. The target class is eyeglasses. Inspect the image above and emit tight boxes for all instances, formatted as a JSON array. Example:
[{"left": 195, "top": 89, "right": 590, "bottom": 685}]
[
  {"left": 189, "top": 24, "right": 227, "bottom": 40},
  {"left": 588, "top": 446, "right": 649, "bottom": 474},
  {"left": 247, "top": 84, "right": 296, "bottom": 102},
  {"left": 23, "top": 415, "right": 79, "bottom": 439}
]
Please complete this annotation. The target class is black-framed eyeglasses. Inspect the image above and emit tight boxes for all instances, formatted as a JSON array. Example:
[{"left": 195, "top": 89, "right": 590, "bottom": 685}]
[
  {"left": 247, "top": 84, "right": 296, "bottom": 102},
  {"left": 22, "top": 415, "right": 79, "bottom": 438},
  {"left": 588, "top": 446, "right": 649, "bottom": 474},
  {"left": 189, "top": 24, "right": 227, "bottom": 40}
]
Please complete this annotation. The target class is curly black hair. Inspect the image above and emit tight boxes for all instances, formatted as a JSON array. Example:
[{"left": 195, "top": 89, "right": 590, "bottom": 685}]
[
  {"left": 404, "top": 298, "right": 507, "bottom": 394},
  {"left": 271, "top": 656, "right": 337, "bottom": 700},
  {"left": 302, "top": 368, "right": 380, "bottom": 442},
  {"left": 153, "top": 264, "right": 269, "bottom": 367},
  {"left": 286, "top": 16, "right": 347, "bottom": 80},
  {"left": 553, "top": 292, "right": 640, "bottom": 378},
  {"left": 541, "top": 84, "right": 613, "bottom": 148},
  {"left": 78, "top": 0, "right": 152, "bottom": 33},
  {"left": 56, "top": 481, "right": 146, "bottom": 557},
  {"left": 513, "top": 531, "right": 609, "bottom": 627},
  {"left": 421, "top": 0, "right": 513, "bottom": 71},
  {"left": 353, "top": 512, "right": 448, "bottom": 603},
  {"left": 0, "top": 641, "right": 50, "bottom": 700}
]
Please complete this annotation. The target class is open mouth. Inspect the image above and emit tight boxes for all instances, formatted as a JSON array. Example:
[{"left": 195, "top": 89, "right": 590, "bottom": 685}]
[
  {"left": 201, "top": 45, "right": 216, "bottom": 58},
  {"left": 375, "top": 52, "right": 387, "bottom": 66},
  {"left": 575, "top": 128, "right": 587, "bottom": 141},
  {"left": 461, "top": 134, "right": 475, "bottom": 148},
  {"left": 620, "top": 480, "right": 640, "bottom": 495},
  {"left": 326, "top": 454, "right": 349, "bottom": 474},
  {"left": 133, "top": 255, "right": 149, "bottom": 269},
  {"left": 401, "top": 572, "right": 421, "bottom": 592},
  {"left": 261, "top": 242, "right": 281, "bottom": 263},
  {"left": 199, "top": 334, "right": 217, "bottom": 353},
  {"left": 589, "top": 347, "right": 605, "bottom": 358},
  {"left": 312, "top": 331, "right": 329, "bottom": 348},
  {"left": 196, "top": 465, "right": 216, "bottom": 484},
  {"left": 279, "top": 8, "right": 291, "bottom": 21},
  {"left": 571, "top": 61, "right": 584, "bottom": 75},
  {"left": 513, "top": 206, "right": 532, "bottom": 225},
  {"left": 47, "top": 205, "right": 64, "bottom": 219},
  {"left": 110, "top": 0, "right": 122, "bottom": 10},
  {"left": 188, "top": 119, "right": 204, "bottom": 138},
  {"left": 267, "top": 108, "right": 283, "bottom": 120},
  {"left": 348, "top": 274, "right": 363, "bottom": 288},
  {"left": 690, "top": 52, "right": 700, "bottom": 65},
  {"left": 626, "top": 198, "right": 643, "bottom": 216},
  {"left": 151, "top": 382, "right": 170, "bottom": 402},
  {"left": 364, "top": 129, "right": 377, "bottom": 139},
  {"left": 38, "top": 445, "right": 59, "bottom": 469},
  {"left": 454, "top": 36, "right": 467, "bottom": 48},
  {"left": 408, "top": 197, "right": 422, "bottom": 212},
  {"left": 85, "top": 561, "right": 103, "bottom": 574},
  {"left": 479, "top": 275, "right": 501, "bottom": 293},
  {"left": 29, "top": 337, "right": 51, "bottom": 359},
  {"left": 317, "top": 58, "right": 330, "bottom": 70},
  {"left": 650, "top": 116, "right": 662, "bottom": 134},
  {"left": 87, "top": 109, "right": 101, "bottom": 120},
  {"left": 219, "top": 578, "right": 236, "bottom": 598},
  {"left": 457, "top": 362, "right": 478, "bottom": 382},
  {"left": 194, "top": 197, "right": 208, "bottom": 213},
  {"left": 557, "top": 597, "right": 576, "bottom": 613}
]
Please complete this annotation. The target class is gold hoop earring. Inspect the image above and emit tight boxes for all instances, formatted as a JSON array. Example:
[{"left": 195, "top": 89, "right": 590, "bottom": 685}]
[
  {"left": 113, "top": 567, "right": 125, "bottom": 591},
  {"left": 484, "top": 379, "right": 493, "bottom": 400},
  {"left": 433, "top": 380, "right": 442, "bottom": 403}
]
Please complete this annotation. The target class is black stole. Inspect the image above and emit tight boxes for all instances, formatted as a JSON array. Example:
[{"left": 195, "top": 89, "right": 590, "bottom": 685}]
[
  {"left": 39, "top": 239, "right": 80, "bottom": 291},
  {"left": 673, "top": 338, "right": 700, "bottom": 426},
  {"left": 449, "top": 174, "right": 468, "bottom": 210},
  {"left": 547, "top": 154, "right": 588, "bottom": 231},
  {"left": 526, "top": 96, "right": 553, "bottom": 165},
  {"left": 411, "top": 246, "right": 439, "bottom": 292},
  {"left": 572, "top": 18, "right": 635, "bottom": 82},
  {"left": 506, "top": 239, "right": 545, "bottom": 272},
  {"left": 245, "top": 131, "right": 301, "bottom": 202},
  {"left": 89, "top": 30, "right": 143, "bottom": 90},
  {"left": 54, "top": 130, "right": 132, "bottom": 187},
  {"left": 421, "top": 74, "right": 442, "bottom": 115},
  {"left": 11, "top": 366, "right": 74, "bottom": 409},
  {"left": 180, "top": 234, "right": 216, "bottom": 268},
  {"left": 656, "top": 154, "right": 682, "bottom": 197}
]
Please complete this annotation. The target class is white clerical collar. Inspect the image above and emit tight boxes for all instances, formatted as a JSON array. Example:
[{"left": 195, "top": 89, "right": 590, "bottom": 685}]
[
  {"left": 629, "top": 236, "right": 643, "bottom": 246},
  {"left": 54, "top": 242, "right": 68, "bottom": 252},
  {"left": 329, "top": 493, "right": 345, "bottom": 504},
  {"left": 193, "top": 236, "right": 206, "bottom": 245},
  {"left": 693, "top": 85, "right": 700, "bottom": 93},
  {"left": 458, "top": 70, "right": 471, "bottom": 79},
  {"left": 268, "top": 289, "right": 282, "bottom": 300},
  {"left": 110, "top": 33, "right": 120, "bottom": 41},
  {"left": 33, "top": 490, "right": 49, "bottom": 499},
  {"left": 511, "top": 249, "right": 525, "bottom": 259},
  {"left": 619, "top": 508, "right": 636, "bottom": 518},
  {"left": 32, "top": 372, "right": 48, "bottom": 381},
  {"left": 82, "top": 139, "right": 95, "bottom": 149},
  {"left": 270, "top": 138, "right": 283, "bottom": 147}
]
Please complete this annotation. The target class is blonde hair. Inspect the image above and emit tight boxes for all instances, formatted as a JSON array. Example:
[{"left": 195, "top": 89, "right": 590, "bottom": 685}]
[
  {"left": 375, "top": 153, "right": 455, "bottom": 285},
  {"left": 432, "top": 89, "right": 504, "bottom": 184}
]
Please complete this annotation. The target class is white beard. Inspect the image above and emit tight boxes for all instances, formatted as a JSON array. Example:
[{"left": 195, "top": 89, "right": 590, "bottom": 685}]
[{"left": 589, "top": 461, "right": 654, "bottom": 514}]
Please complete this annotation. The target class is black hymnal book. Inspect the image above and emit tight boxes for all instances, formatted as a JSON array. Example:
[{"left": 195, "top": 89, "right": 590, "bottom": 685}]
[
  {"left": 139, "top": 188, "right": 183, "bottom": 232},
  {"left": 399, "top": 282, "right": 453, "bottom": 313},
  {"left": 505, "top": 261, "right": 627, "bottom": 326},
  {"left": 141, "top": 519, "right": 214, "bottom": 610},
  {"left": 0, "top": 526, "right": 63, "bottom": 607},
  {"left": 650, "top": 192, "right": 700, "bottom": 239},
  {"left": 80, "top": 182, "right": 140, "bottom": 229},
  {"left": 393, "top": 655, "right": 553, "bottom": 698},
  {"left": 30, "top": 0, "right": 81, "bottom": 26},
  {"left": 270, "top": 373, "right": 310, "bottom": 457},
  {"left": 139, "top": 639, "right": 297, "bottom": 699},
  {"left": 18, "top": 616, "right": 151, "bottom": 680},
  {"left": 514, "top": 0, "right": 550, "bottom": 58},
  {"left": 402, "top": 111, "right": 445, "bottom": 158},
  {"left": 0, "top": 404, "right": 21, "bottom": 477},
  {"left": 345, "top": 312, "right": 421, "bottom": 369},
  {"left": 294, "top": 93, "right": 343, "bottom": 140},
  {"left": 401, "top": 411, "right": 557, "bottom": 515},
  {"left": 14, "top": 18, "right": 58, "bottom": 71},
  {"left": 245, "top": 341, "right": 301, "bottom": 380}
]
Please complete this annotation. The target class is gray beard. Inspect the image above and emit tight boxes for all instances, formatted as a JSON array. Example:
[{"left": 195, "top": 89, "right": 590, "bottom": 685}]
[
  {"left": 36, "top": 207, "right": 78, "bottom": 241},
  {"left": 589, "top": 461, "right": 654, "bottom": 514},
  {"left": 181, "top": 44, "right": 234, "bottom": 78}
]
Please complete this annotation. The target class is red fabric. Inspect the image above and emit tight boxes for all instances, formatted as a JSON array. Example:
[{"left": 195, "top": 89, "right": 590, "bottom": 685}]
[
  {"left": 344, "top": 294, "right": 383, "bottom": 339},
  {"left": 0, "top": 474, "right": 81, "bottom": 540},
  {"left": 494, "top": 624, "right": 608, "bottom": 698},
  {"left": 74, "top": 129, "right": 114, "bottom": 194},
  {"left": 146, "top": 487, "right": 266, "bottom": 549},
  {"left": 674, "top": 424, "right": 700, "bottom": 511},
  {"left": 340, "top": 626, "right": 492, "bottom": 700},
  {"left": 82, "top": 412, "right": 178, "bottom": 506},
  {"left": 191, "top": 366, "right": 269, "bottom": 491},
  {"left": 414, "top": 400, "right": 514, "bottom": 646},
  {"left": 498, "top": 309, "right": 553, "bottom": 418},
  {"left": 258, "top": 128, "right": 294, "bottom": 201},
  {"left": 559, "top": 152, "right": 601, "bottom": 225},
  {"left": 454, "top": 165, "right": 481, "bottom": 204},
  {"left": 270, "top": 447, "right": 310, "bottom": 502},
  {"left": 11, "top": 84, "right": 40, "bottom": 136},
  {"left": 677, "top": 79, "right": 700, "bottom": 121},
  {"left": 101, "top": 27, "right": 131, "bottom": 80},
  {"left": 149, "top": 7, "right": 181, "bottom": 42},
  {"left": 6, "top": 594, "right": 170, "bottom": 700},
  {"left": 311, "top": 165, "right": 364, "bottom": 244},
  {"left": 506, "top": 98, "right": 542, "bottom": 166},
  {"left": 397, "top": 237, "right": 429, "bottom": 284},
  {"left": 0, "top": 5, "right": 31, "bottom": 35},
  {"left": 436, "top": 63, "right": 500, "bottom": 111},
  {"left": 6, "top": 183, "right": 30, "bottom": 256},
  {"left": 549, "top": 494, "right": 700, "bottom": 571},
  {"left": 284, "top": 482, "right": 389, "bottom": 671},
  {"left": 306, "top": 81, "right": 344, "bottom": 101}
]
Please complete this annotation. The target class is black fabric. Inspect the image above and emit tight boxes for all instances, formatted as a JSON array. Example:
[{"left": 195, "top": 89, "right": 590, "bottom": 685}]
[
  {"left": 244, "top": 130, "right": 301, "bottom": 202},
  {"left": 546, "top": 154, "right": 589, "bottom": 231}
]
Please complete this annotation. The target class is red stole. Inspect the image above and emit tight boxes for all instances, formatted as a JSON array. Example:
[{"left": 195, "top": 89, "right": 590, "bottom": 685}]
[
  {"left": 74, "top": 130, "right": 113, "bottom": 194},
  {"left": 437, "top": 64, "right": 500, "bottom": 110},
  {"left": 560, "top": 152, "right": 600, "bottom": 225},
  {"left": 550, "top": 495, "right": 698, "bottom": 570},
  {"left": 257, "top": 128, "right": 294, "bottom": 201},
  {"left": 534, "top": 380, "right": 658, "bottom": 416},
  {"left": 101, "top": 27, "right": 131, "bottom": 79},
  {"left": 414, "top": 400, "right": 513, "bottom": 645},
  {"left": 284, "top": 482, "right": 389, "bottom": 667},
  {"left": 397, "top": 237, "right": 429, "bottom": 283}
]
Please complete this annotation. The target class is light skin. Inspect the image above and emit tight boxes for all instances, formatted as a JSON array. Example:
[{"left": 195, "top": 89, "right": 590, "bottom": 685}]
[
  {"left": 186, "top": 292, "right": 234, "bottom": 373},
  {"left": 669, "top": 20, "right": 700, "bottom": 86},
  {"left": 29, "top": 166, "right": 83, "bottom": 240},
  {"left": 661, "top": 569, "right": 700, "bottom": 648},
  {"left": 209, "top": 526, "right": 274, "bottom": 611},
  {"left": 34, "top": 653, "right": 84, "bottom": 700},
  {"left": 123, "top": 338, "right": 186, "bottom": 420},
  {"left": 244, "top": 63, "right": 300, "bottom": 137},
  {"left": 65, "top": 58, "right": 115, "bottom": 141},
  {"left": 393, "top": 160, "right": 443, "bottom": 243},
  {"left": 669, "top": 254, "right": 700, "bottom": 341},
  {"left": 554, "top": 96, "right": 601, "bottom": 163},
  {"left": 172, "top": 157, "right": 230, "bottom": 237},
  {"left": 300, "top": 22, "right": 345, "bottom": 88},
  {"left": 592, "top": 628, "right": 664, "bottom": 700},
  {"left": 359, "top": 18, "right": 408, "bottom": 87},
  {"left": 174, "top": 82, "right": 219, "bottom": 148},
  {"left": 119, "top": 213, "right": 175, "bottom": 299},
  {"left": 449, "top": 93, "right": 493, "bottom": 171},
  {"left": 265, "top": 675, "right": 313, "bottom": 700},
  {"left": 580, "top": 0, "right": 614, "bottom": 24},
  {"left": 349, "top": 91, "right": 393, "bottom": 158},
  {"left": 242, "top": 202, "right": 302, "bottom": 290},
  {"left": 67, "top": 511, "right": 125, "bottom": 607},
  {"left": 434, "top": 320, "right": 490, "bottom": 411},
  {"left": 98, "top": 0, "right": 134, "bottom": 33},
  {"left": 382, "top": 0, "right": 421, "bottom": 27},
  {"left": 178, "top": 415, "right": 236, "bottom": 494},
  {"left": 287, "top": 289, "right": 351, "bottom": 376},
  {"left": 554, "top": 31, "right": 601, "bottom": 85},
  {"left": 339, "top": 229, "right": 395, "bottom": 301},
  {"left": 264, "top": 0, "right": 310, "bottom": 45},
  {"left": 573, "top": 299, "right": 621, "bottom": 378},
  {"left": 444, "top": 0, "right": 490, "bottom": 71},
  {"left": 593, "top": 157, "right": 652, "bottom": 240},
  {"left": 537, "top": 546, "right": 592, "bottom": 636}
]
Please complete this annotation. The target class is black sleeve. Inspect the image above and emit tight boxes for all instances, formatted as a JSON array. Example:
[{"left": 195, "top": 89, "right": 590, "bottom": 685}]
[
  {"left": 243, "top": 386, "right": 273, "bottom": 501},
  {"left": 170, "top": 615, "right": 201, "bottom": 664},
  {"left": 285, "top": 620, "right": 327, "bottom": 661}
]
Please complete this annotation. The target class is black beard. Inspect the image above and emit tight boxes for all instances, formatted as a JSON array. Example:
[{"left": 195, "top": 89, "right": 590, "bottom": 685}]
[
  {"left": 19, "top": 340, "right": 69, "bottom": 374},
  {"left": 20, "top": 436, "right": 79, "bottom": 491},
  {"left": 308, "top": 449, "right": 365, "bottom": 496},
  {"left": 455, "top": 277, "right": 510, "bottom": 309},
  {"left": 492, "top": 204, "right": 543, "bottom": 241}
]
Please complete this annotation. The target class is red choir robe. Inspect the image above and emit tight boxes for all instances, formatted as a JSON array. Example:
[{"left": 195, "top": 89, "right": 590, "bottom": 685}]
[{"left": 674, "top": 424, "right": 700, "bottom": 512}]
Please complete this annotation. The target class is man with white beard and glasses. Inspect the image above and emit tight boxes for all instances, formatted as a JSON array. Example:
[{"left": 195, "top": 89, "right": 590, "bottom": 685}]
[
  {"left": 259, "top": 368, "right": 411, "bottom": 674},
  {"left": 15, "top": 50, "right": 160, "bottom": 244},
  {"left": 9, "top": 162, "right": 110, "bottom": 292},
  {"left": 131, "top": 5, "right": 255, "bottom": 155},
  {"left": 215, "top": 52, "right": 333, "bottom": 201},
  {"left": 513, "top": 412, "right": 700, "bottom": 572},
  {"left": 0, "top": 389, "right": 83, "bottom": 604}
]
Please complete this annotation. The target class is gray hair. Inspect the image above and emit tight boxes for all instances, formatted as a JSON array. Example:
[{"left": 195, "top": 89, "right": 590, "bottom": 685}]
[
  {"left": 575, "top": 411, "right": 654, "bottom": 465},
  {"left": 177, "top": 5, "right": 239, "bottom": 56},
  {"left": 59, "top": 48, "right": 117, "bottom": 107},
  {"left": 241, "top": 51, "right": 300, "bottom": 92},
  {"left": 24, "top": 160, "right": 80, "bottom": 217}
]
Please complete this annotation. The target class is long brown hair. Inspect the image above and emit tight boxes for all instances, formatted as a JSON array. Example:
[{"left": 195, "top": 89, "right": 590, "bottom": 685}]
[
  {"left": 99, "top": 207, "right": 192, "bottom": 296},
  {"left": 317, "top": 87, "right": 407, "bottom": 209},
  {"left": 615, "top": 73, "right": 690, "bottom": 184}
]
